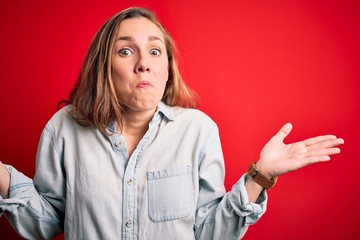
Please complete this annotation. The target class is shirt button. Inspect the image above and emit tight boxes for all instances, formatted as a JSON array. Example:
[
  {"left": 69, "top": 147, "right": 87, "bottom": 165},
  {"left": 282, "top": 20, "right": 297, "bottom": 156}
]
[
  {"left": 127, "top": 179, "right": 133, "bottom": 185},
  {"left": 115, "top": 141, "right": 121, "bottom": 147},
  {"left": 125, "top": 221, "right": 132, "bottom": 228}
]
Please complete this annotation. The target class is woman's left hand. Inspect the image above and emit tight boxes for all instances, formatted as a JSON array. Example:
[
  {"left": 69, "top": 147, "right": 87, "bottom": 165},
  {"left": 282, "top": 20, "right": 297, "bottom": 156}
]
[{"left": 255, "top": 123, "right": 344, "bottom": 179}]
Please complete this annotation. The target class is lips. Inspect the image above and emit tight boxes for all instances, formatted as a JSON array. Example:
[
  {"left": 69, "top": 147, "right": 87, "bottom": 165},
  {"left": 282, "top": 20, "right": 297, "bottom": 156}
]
[{"left": 136, "top": 81, "right": 152, "bottom": 88}]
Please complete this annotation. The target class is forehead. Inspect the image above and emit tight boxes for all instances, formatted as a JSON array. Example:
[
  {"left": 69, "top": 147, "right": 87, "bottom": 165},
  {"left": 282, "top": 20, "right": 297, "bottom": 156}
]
[{"left": 116, "top": 17, "right": 165, "bottom": 41}]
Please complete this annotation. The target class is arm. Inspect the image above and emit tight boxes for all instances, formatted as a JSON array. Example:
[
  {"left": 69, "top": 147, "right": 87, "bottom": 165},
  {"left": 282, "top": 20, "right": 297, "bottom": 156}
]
[
  {"left": 194, "top": 124, "right": 267, "bottom": 240},
  {"left": 0, "top": 126, "right": 65, "bottom": 239},
  {"left": 194, "top": 123, "right": 344, "bottom": 239},
  {"left": 245, "top": 123, "right": 344, "bottom": 202}
]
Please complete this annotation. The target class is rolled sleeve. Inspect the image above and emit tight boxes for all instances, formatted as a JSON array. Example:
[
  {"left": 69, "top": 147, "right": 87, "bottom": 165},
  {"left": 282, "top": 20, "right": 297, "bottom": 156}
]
[
  {"left": 227, "top": 174, "right": 267, "bottom": 225},
  {"left": 0, "top": 124, "right": 65, "bottom": 239},
  {"left": 0, "top": 165, "right": 34, "bottom": 214}
]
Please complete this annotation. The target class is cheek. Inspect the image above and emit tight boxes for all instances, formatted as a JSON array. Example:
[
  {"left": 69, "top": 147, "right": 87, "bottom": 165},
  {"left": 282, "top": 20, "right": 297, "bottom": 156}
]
[
  {"left": 111, "top": 64, "right": 132, "bottom": 88},
  {"left": 159, "top": 61, "right": 169, "bottom": 82},
  {"left": 111, "top": 58, "right": 133, "bottom": 78},
  {"left": 112, "top": 66, "right": 125, "bottom": 81},
  {"left": 163, "top": 70, "right": 169, "bottom": 84},
  {"left": 112, "top": 74, "right": 123, "bottom": 95},
  {"left": 112, "top": 70, "right": 129, "bottom": 98}
]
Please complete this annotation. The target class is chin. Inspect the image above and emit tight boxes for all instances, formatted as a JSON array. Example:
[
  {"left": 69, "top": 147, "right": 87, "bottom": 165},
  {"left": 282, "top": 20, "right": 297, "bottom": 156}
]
[{"left": 126, "top": 100, "right": 159, "bottom": 113}]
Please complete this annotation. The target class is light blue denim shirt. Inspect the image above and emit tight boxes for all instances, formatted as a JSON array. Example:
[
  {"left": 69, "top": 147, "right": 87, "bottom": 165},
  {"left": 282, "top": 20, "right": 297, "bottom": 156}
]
[{"left": 0, "top": 102, "right": 267, "bottom": 240}]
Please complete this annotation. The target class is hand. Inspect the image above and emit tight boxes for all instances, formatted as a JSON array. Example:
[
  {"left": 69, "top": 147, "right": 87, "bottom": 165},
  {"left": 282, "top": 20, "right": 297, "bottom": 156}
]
[
  {"left": 0, "top": 161, "right": 10, "bottom": 198},
  {"left": 256, "top": 123, "right": 344, "bottom": 179}
]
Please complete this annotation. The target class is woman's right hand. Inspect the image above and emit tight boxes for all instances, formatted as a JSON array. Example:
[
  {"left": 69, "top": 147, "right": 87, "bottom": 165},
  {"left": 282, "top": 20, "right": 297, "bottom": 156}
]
[{"left": 0, "top": 161, "right": 10, "bottom": 198}]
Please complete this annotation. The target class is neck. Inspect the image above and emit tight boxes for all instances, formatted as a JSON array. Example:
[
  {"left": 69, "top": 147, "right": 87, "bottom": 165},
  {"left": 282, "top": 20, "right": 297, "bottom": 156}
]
[
  {"left": 119, "top": 108, "right": 157, "bottom": 157},
  {"left": 120, "top": 108, "right": 156, "bottom": 136}
]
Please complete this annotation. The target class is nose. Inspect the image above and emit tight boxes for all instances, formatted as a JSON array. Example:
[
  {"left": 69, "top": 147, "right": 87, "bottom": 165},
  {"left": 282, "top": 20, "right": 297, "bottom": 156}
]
[{"left": 135, "top": 53, "right": 150, "bottom": 73}]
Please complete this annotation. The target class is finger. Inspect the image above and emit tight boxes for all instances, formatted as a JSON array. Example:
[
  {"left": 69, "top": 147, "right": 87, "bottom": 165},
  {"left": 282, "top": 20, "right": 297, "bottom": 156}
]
[
  {"left": 306, "top": 137, "right": 345, "bottom": 151},
  {"left": 303, "top": 135, "right": 338, "bottom": 146},
  {"left": 302, "top": 155, "right": 331, "bottom": 166},
  {"left": 307, "top": 147, "right": 341, "bottom": 157},
  {"left": 293, "top": 153, "right": 332, "bottom": 168},
  {"left": 277, "top": 123, "right": 293, "bottom": 142}
]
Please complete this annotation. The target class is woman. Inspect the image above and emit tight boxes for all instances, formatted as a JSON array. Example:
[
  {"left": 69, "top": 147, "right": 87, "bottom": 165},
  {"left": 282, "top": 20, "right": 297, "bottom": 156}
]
[{"left": 0, "top": 7, "right": 344, "bottom": 240}]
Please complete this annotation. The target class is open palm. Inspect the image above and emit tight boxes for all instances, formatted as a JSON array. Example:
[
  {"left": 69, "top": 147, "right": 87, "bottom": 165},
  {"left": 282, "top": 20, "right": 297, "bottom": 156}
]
[{"left": 256, "top": 123, "right": 344, "bottom": 178}]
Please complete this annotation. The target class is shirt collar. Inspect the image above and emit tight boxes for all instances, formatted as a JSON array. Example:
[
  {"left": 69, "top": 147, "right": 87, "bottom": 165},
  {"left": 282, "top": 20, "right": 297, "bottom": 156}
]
[
  {"left": 157, "top": 101, "right": 175, "bottom": 121},
  {"left": 107, "top": 102, "right": 175, "bottom": 134}
]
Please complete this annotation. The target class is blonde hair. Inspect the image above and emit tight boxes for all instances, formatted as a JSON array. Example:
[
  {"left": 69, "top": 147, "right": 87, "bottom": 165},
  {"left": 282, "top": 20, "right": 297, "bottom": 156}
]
[{"left": 66, "top": 7, "right": 199, "bottom": 135}]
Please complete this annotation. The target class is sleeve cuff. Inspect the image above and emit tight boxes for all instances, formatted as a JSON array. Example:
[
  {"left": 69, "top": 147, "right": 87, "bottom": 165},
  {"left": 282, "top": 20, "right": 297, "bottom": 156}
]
[
  {"left": 227, "top": 173, "right": 268, "bottom": 225},
  {"left": 0, "top": 165, "right": 34, "bottom": 214}
]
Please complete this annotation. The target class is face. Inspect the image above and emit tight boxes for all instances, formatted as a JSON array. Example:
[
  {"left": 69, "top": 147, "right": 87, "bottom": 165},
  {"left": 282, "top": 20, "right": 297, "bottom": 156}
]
[{"left": 111, "top": 17, "right": 169, "bottom": 115}]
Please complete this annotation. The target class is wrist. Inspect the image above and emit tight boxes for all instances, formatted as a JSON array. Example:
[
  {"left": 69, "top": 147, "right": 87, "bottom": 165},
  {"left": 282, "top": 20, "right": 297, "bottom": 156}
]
[
  {"left": 253, "top": 161, "right": 273, "bottom": 179},
  {"left": 247, "top": 162, "right": 278, "bottom": 190}
]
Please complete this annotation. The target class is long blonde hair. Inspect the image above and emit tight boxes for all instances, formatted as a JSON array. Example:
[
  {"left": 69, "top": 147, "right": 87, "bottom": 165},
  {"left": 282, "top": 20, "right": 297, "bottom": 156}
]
[{"left": 66, "top": 7, "right": 199, "bottom": 135}]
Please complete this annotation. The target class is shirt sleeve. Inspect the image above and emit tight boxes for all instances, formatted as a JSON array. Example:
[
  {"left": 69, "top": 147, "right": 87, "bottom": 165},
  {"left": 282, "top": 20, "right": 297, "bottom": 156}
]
[
  {"left": 194, "top": 124, "right": 267, "bottom": 240},
  {"left": 0, "top": 126, "right": 65, "bottom": 239}
]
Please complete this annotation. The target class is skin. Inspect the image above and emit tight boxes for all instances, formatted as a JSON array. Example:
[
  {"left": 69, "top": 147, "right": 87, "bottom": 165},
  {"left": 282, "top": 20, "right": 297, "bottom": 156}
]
[
  {"left": 0, "top": 161, "right": 9, "bottom": 198},
  {"left": 245, "top": 123, "right": 344, "bottom": 202},
  {"left": 112, "top": 17, "right": 169, "bottom": 156},
  {"left": 0, "top": 18, "right": 345, "bottom": 204}
]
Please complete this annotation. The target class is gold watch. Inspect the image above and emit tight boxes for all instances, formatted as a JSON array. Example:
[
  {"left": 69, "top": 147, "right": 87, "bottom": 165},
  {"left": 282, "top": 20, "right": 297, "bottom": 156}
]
[{"left": 247, "top": 162, "right": 278, "bottom": 189}]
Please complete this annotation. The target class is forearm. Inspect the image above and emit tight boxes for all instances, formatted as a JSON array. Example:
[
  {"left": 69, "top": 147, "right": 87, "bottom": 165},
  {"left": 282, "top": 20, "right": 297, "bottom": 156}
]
[
  {"left": 0, "top": 162, "right": 10, "bottom": 198},
  {"left": 245, "top": 176, "right": 265, "bottom": 203},
  {"left": 0, "top": 164, "right": 64, "bottom": 239}
]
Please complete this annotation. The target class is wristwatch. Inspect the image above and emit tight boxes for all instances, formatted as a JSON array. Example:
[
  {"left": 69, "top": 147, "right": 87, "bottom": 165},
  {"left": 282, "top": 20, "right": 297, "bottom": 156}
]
[{"left": 247, "top": 162, "right": 278, "bottom": 189}]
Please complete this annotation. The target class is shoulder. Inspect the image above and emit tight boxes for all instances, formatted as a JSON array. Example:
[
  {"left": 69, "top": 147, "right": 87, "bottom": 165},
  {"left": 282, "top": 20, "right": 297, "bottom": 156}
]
[
  {"left": 168, "top": 106, "right": 217, "bottom": 129},
  {"left": 43, "top": 105, "right": 81, "bottom": 136}
]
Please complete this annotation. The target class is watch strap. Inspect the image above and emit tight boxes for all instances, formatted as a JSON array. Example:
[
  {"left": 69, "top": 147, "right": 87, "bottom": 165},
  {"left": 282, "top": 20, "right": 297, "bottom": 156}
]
[{"left": 247, "top": 162, "right": 278, "bottom": 189}]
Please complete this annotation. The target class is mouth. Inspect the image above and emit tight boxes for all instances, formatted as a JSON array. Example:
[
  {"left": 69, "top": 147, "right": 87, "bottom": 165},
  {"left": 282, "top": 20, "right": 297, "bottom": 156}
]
[{"left": 136, "top": 81, "right": 152, "bottom": 89}]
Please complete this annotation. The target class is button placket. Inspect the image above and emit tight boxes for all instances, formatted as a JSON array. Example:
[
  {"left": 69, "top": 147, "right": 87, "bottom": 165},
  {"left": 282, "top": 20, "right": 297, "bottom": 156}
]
[
  {"left": 123, "top": 154, "right": 138, "bottom": 238},
  {"left": 121, "top": 114, "right": 161, "bottom": 238}
]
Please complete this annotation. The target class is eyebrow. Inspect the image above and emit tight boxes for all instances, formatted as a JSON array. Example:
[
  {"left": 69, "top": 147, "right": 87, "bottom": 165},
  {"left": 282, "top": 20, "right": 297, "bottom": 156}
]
[{"left": 116, "top": 35, "right": 164, "bottom": 43}]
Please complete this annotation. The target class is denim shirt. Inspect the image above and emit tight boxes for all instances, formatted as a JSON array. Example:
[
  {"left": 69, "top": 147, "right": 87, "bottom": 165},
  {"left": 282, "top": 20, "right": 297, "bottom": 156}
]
[{"left": 0, "top": 102, "right": 267, "bottom": 240}]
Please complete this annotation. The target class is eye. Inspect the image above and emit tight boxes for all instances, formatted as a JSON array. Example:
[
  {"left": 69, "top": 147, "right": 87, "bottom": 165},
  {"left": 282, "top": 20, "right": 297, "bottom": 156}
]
[
  {"left": 118, "top": 48, "right": 133, "bottom": 57},
  {"left": 149, "top": 49, "right": 161, "bottom": 56}
]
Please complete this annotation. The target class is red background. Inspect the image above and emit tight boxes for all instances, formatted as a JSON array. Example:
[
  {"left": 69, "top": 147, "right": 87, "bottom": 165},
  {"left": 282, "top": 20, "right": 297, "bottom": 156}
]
[{"left": 1, "top": 0, "right": 359, "bottom": 239}]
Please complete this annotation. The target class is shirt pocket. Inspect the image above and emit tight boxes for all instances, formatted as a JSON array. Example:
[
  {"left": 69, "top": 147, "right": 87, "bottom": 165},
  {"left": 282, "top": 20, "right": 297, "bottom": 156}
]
[{"left": 147, "top": 165, "right": 193, "bottom": 222}]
